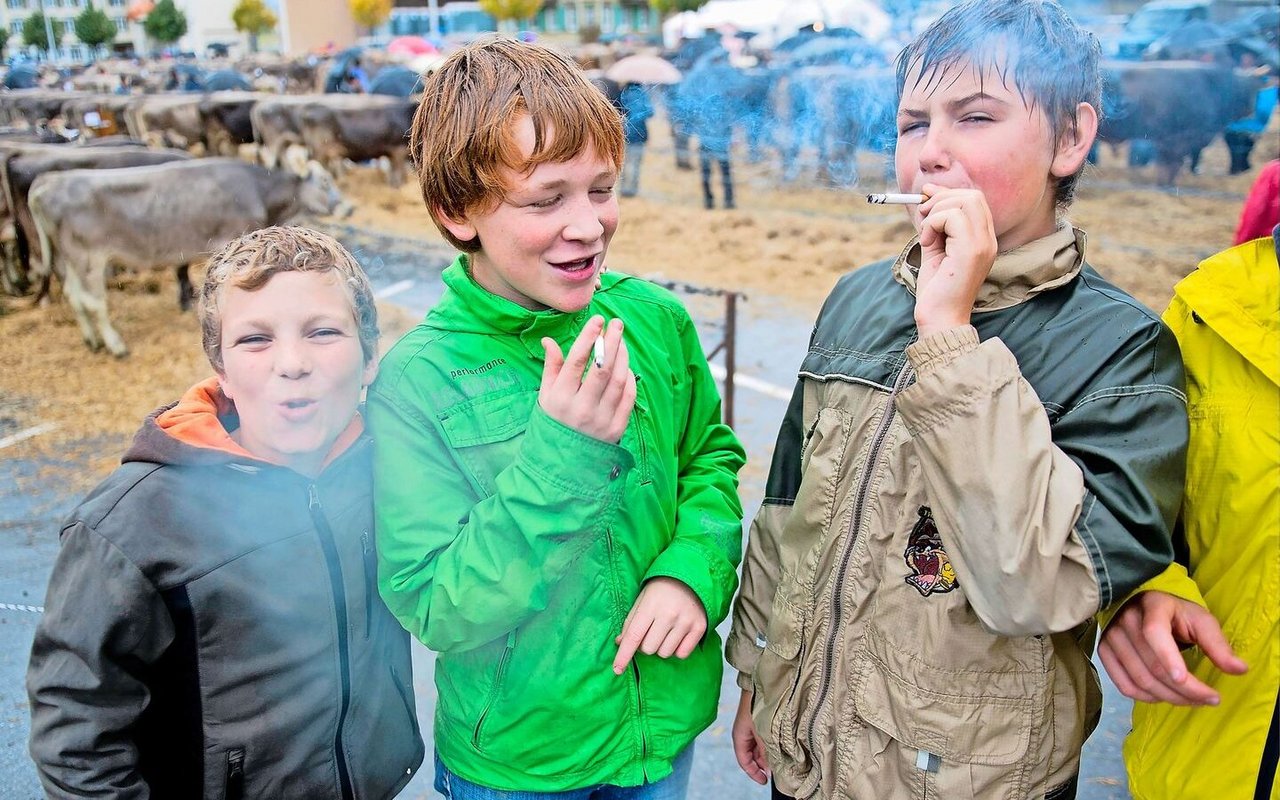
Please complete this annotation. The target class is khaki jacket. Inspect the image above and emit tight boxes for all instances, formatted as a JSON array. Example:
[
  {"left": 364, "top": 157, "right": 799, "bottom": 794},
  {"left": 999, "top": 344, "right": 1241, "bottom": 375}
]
[{"left": 727, "top": 227, "right": 1188, "bottom": 800}]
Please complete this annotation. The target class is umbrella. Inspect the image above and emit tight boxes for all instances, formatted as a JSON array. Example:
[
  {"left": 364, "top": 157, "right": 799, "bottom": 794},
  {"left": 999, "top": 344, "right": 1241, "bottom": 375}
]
[
  {"left": 3, "top": 65, "right": 39, "bottom": 90},
  {"left": 605, "top": 55, "right": 681, "bottom": 86},
  {"left": 202, "top": 70, "right": 252, "bottom": 91},
  {"left": 369, "top": 66, "right": 424, "bottom": 97},
  {"left": 387, "top": 35, "right": 438, "bottom": 59}
]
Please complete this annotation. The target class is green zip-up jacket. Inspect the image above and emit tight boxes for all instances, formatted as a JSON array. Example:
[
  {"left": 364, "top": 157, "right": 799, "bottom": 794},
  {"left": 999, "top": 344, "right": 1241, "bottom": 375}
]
[{"left": 368, "top": 258, "right": 746, "bottom": 792}]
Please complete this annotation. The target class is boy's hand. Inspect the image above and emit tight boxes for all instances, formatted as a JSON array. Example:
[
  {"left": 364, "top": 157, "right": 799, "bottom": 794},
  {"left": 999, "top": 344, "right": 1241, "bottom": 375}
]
[
  {"left": 540, "top": 316, "right": 636, "bottom": 444},
  {"left": 733, "top": 689, "right": 770, "bottom": 785},
  {"left": 1098, "top": 590, "right": 1247, "bottom": 706},
  {"left": 913, "top": 184, "right": 998, "bottom": 337},
  {"left": 612, "top": 577, "right": 706, "bottom": 674}
]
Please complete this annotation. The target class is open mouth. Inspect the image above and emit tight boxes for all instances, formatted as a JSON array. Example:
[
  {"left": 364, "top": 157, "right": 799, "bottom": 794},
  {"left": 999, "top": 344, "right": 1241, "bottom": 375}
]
[
  {"left": 550, "top": 254, "right": 598, "bottom": 276},
  {"left": 279, "top": 398, "right": 318, "bottom": 421}
]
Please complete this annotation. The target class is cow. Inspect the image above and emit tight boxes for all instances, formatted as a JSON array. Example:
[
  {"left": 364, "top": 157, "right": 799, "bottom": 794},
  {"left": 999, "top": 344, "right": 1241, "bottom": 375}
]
[
  {"left": 1098, "top": 60, "right": 1262, "bottom": 184},
  {"left": 250, "top": 95, "right": 313, "bottom": 171},
  {"left": 29, "top": 158, "right": 353, "bottom": 356},
  {"left": 198, "top": 91, "right": 260, "bottom": 157},
  {"left": 126, "top": 95, "right": 206, "bottom": 151},
  {"left": 1, "top": 146, "right": 193, "bottom": 301},
  {"left": 296, "top": 95, "right": 415, "bottom": 186}
]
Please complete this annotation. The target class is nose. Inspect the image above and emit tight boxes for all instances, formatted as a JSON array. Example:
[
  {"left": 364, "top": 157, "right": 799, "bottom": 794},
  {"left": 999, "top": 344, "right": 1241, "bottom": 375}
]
[
  {"left": 916, "top": 123, "right": 951, "bottom": 174},
  {"left": 562, "top": 194, "right": 606, "bottom": 243},
  {"left": 275, "top": 337, "right": 311, "bottom": 379}
]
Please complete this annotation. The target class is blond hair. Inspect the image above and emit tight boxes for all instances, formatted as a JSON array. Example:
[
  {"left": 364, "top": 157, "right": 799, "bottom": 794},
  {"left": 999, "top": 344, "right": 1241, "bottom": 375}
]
[
  {"left": 410, "top": 36, "right": 625, "bottom": 252},
  {"left": 198, "top": 226, "right": 379, "bottom": 372}
]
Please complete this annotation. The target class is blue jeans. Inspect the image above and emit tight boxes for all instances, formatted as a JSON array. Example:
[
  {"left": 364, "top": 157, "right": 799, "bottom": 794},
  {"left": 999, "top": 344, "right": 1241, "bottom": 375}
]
[{"left": 433, "top": 745, "right": 694, "bottom": 800}]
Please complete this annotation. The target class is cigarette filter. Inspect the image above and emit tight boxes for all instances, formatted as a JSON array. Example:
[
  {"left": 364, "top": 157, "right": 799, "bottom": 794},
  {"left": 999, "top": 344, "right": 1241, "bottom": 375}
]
[
  {"left": 593, "top": 334, "right": 605, "bottom": 368},
  {"left": 866, "top": 193, "right": 926, "bottom": 205}
]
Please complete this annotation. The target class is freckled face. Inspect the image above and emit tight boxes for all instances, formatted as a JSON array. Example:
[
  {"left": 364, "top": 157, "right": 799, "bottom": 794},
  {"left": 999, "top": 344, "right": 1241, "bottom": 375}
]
[
  {"left": 895, "top": 59, "right": 1086, "bottom": 251},
  {"left": 437, "top": 115, "right": 620, "bottom": 313}
]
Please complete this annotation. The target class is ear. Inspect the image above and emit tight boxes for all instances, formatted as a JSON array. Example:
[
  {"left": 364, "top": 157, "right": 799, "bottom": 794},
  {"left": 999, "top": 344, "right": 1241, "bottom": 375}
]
[
  {"left": 361, "top": 357, "right": 379, "bottom": 389},
  {"left": 1051, "top": 102, "right": 1099, "bottom": 179},
  {"left": 216, "top": 369, "right": 235, "bottom": 401},
  {"left": 433, "top": 204, "right": 477, "bottom": 244}
]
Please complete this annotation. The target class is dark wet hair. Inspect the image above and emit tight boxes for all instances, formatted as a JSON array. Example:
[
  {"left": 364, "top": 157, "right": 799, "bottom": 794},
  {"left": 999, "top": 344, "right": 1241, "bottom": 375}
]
[{"left": 895, "top": 0, "right": 1101, "bottom": 208}]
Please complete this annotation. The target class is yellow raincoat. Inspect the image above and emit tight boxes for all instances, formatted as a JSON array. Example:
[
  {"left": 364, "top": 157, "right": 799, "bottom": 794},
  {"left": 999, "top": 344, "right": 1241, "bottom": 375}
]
[{"left": 1121, "top": 233, "right": 1280, "bottom": 800}]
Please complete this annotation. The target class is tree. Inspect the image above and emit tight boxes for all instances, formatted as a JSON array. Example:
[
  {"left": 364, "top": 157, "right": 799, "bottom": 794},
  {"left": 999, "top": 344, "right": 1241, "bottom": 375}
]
[
  {"left": 23, "top": 12, "right": 64, "bottom": 54},
  {"left": 0, "top": 28, "right": 9, "bottom": 61},
  {"left": 348, "top": 0, "right": 393, "bottom": 33},
  {"left": 649, "top": 0, "right": 707, "bottom": 16},
  {"left": 74, "top": 1, "right": 118, "bottom": 58},
  {"left": 232, "top": 0, "right": 278, "bottom": 54},
  {"left": 144, "top": 0, "right": 188, "bottom": 45},
  {"left": 479, "top": 0, "right": 544, "bottom": 31}
]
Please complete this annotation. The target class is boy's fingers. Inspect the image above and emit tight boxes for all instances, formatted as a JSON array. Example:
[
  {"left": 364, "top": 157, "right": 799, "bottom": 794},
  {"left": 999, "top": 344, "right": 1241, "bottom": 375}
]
[
  {"left": 675, "top": 628, "right": 702, "bottom": 659},
  {"left": 1188, "top": 611, "right": 1248, "bottom": 676},
  {"left": 1099, "top": 641, "right": 1159, "bottom": 703},
  {"left": 656, "top": 625, "right": 686, "bottom": 659},
  {"left": 613, "top": 614, "right": 650, "bottom": 674},
  {"left": 561, "top": 316, "right": 605, "bottom": 389},
  {"left": 539, "top": 337, "right": 564, "bottom": 394}
]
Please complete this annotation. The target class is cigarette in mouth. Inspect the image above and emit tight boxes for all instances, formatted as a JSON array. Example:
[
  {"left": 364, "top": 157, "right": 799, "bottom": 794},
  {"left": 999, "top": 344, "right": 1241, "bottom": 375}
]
[
  {"left": 593, "top": 334, "right": 605, "bottom": 368},
  {"left": 866, "top": 192, "right": 926, "bottom": 205}
]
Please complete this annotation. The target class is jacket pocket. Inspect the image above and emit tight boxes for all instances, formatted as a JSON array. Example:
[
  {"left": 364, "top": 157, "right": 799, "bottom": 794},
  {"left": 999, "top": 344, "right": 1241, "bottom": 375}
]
[
  {"left": 471, "top": 630, "right": 517, "bottom": 753},
  {"left": 752, "top": 594, "right": 813, "bottom": 774},
  {"left": 438, "top": 390, "right": 538, "bottom": 496},
  {"left": 851, "top": 625, "right": 1045, "bottom": 799},
  {"left": 223, "top": 748, "right": 245, "bottom": 800}
]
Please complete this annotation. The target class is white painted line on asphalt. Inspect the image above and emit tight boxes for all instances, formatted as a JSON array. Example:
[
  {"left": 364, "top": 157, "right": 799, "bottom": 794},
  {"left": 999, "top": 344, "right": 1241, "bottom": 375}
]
[
  {"left": 708, "top": 364, "right": 793, "bottom": 401},
  {"left": 0, "top": 422, "right": 58, "bottom": 450},
  {"left": 376, "top": 279, "right": 415, "bottom": 299},
  {"left": 0, "top": 603, "right": 44, "bottom": 614}
]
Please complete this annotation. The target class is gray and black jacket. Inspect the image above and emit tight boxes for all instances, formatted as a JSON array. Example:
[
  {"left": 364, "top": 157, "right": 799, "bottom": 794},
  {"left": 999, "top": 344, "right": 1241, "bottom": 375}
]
[{"left": 27, "top": 388, "right": 424, "bottom": 799}]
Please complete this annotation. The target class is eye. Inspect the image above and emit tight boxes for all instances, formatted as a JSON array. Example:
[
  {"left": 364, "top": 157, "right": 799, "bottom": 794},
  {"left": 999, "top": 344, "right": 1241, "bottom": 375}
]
[
  {"left": 309, "top": 327, "right": 344, "bottom": 340},
  {"left": 898, "top": 121, "right": 925, "bottom": 135},
  {"left": 529, "top": 195, "right": 561, "bottom": 209},
  {"left": 234, "top": 334, "right": 271, "bottom": 348},
  {"left": 960, "top": 113, "right": 993, "bottom": 123},
  {"left": 590, "top": 186, "right": 615, "bottom": 197}
]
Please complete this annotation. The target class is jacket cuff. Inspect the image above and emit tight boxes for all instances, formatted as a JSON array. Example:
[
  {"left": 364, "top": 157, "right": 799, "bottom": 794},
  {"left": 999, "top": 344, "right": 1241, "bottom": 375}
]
[
  {"left": 1097, "top": 562, "right": 1207, "bottom": 630},
  {"left": 906, "top": 325, "right": 980, "bottom": 375},
  {"left": 520, "top": 407, "right": 635, "bottom": 497},
  {"left": 724, "top": 630, "right": 764, "bottom": 685}
]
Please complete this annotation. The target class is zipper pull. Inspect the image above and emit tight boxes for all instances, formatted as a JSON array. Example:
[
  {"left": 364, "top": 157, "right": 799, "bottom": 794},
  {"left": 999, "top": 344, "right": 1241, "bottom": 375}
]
[{"left": 308, "top": 484, "right": 320, "bottom": 512}]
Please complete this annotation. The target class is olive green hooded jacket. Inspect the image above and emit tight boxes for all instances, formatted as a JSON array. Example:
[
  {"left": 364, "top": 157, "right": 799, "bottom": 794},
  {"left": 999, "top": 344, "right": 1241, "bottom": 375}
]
[{"left": 368, "top": 259, "right": 745, "bottom": 792}]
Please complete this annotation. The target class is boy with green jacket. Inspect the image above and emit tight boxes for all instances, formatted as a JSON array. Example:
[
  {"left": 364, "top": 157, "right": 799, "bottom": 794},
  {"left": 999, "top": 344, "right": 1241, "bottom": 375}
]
[{"left": 367, "top": 38, "right": 745, "bottom": 798}]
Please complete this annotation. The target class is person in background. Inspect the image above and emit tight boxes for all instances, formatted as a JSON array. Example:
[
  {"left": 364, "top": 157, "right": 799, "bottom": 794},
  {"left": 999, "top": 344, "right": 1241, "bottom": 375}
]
[
  {"left": 1097, "top": 226, "right": 1278, "bottom": 800},
  {"left": 1225, "top": 66, "right": 1279, "bottom": 175},
  {"left": 619, "top": 81, "right": 653, "bottom": 198},
  {"left": 1235, "top": 159, "right": 1280, "bottom": 245}
]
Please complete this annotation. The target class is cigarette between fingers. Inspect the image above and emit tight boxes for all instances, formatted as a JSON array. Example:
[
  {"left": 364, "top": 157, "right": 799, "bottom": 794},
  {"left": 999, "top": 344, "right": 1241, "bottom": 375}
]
[
  {"left": 593, "top": 334, "right": 605, "bottom": 368},
  {"left": 866, "top": 192, "right": 926, "bottom": 205}
]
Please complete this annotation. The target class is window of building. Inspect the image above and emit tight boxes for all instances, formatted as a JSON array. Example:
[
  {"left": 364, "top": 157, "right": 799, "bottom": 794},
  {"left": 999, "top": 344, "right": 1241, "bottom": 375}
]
[
  {"left": 10, "top": 20, "right": 22, "bottom": 35},
  {"left": 5, "top": 0, "right": 26, "bottom": 9},
  {"left": 69, "top": 45, "right": 83, "bottom": 60},
  {"left": 114, "top": 16, "right": 126, "bottom": 31},
  {"left": 110, "top": 0, "right": 125, "bottom": 5}
]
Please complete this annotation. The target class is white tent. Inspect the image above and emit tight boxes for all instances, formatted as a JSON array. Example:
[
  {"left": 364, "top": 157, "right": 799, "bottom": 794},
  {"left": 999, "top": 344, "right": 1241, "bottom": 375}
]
[{"left": 662, "top": 0, "right": 892, "bottom": 49}]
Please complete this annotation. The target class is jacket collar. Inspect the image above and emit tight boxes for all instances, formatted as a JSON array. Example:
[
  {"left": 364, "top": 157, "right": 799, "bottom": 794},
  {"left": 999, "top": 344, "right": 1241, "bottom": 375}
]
[
  {"left": 431, "top": 255, "right": 625, "bottom": 354},
  {"left": 1174, "top": 230, "right": 1279, "bottom": 387},
  {"left": 893, "top": 225, "right": 1086, "bottom": 313}
]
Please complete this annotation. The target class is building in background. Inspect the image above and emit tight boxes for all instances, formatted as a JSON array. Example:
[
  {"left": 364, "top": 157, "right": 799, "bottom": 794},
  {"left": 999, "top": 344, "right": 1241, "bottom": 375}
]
[
  {"left": 0, "top": 0, "right": 143, "bottom": 62},
  {"left": 272, "top": 0, "right": 359, "bottom": 54},
  {"left": 390, "top": 0, "right": 660, "bottom": 41}
]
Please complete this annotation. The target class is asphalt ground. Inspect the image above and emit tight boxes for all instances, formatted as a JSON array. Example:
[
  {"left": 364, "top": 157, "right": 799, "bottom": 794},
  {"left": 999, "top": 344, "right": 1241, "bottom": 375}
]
[{"left": 0, "top": 228, "right": 1133, "bottom": 798}]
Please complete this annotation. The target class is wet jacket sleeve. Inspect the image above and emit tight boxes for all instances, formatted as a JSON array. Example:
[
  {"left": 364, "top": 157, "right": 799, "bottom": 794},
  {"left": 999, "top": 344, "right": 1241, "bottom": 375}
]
[
  {"left": 369, "top": 382, "right": 634, "bottom": 653},
  {"left": 726, "top": 380, "right": 806, "bottom": 689},
  {"left": 27, "top": 522, "right": 175, "bottom": 800},
  {"left": 895, "top": 323, "right": 1187, "bottom": 636},
  {"left": 642, "top": 311, "right": 746, "bottom": 629}
]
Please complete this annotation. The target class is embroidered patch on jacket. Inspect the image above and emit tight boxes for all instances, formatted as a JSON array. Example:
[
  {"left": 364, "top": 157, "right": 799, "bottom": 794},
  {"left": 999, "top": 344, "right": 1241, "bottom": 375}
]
[{"left": 903, "top": 506, "right": 958, "bottom": 597}]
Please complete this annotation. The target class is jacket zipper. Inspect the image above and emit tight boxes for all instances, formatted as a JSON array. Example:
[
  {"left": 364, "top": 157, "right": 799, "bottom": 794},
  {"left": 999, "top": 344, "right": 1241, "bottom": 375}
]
[
  {"left": 803, "top": 363, "right": 915, "bottom": 777},
  {"left": 633, "top": 660, "right": 649, "bottom": 780},
  {"left": 633, "top": 375, "right": 651, "bottom": 484},
  {"left": 472, "top": 631, "right": 516, "bottom": 751},
  {"left": 308, "top": 484, "right": 356, "bottom": 800},
  {"left": 361, "top": 531, "right": 375, "bottom": 640},
  {"left": 224, "top": 747, "right": 245, "bottom": 800}
]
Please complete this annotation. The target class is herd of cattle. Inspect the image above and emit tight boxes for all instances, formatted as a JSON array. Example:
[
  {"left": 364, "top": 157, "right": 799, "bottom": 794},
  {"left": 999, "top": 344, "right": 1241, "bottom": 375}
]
[
  {"left": 0, "top": 89, "right": 410, "bottom": 356},
  {"left": 0, "top": 51, "right": 1265, "bottom": 357}
]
